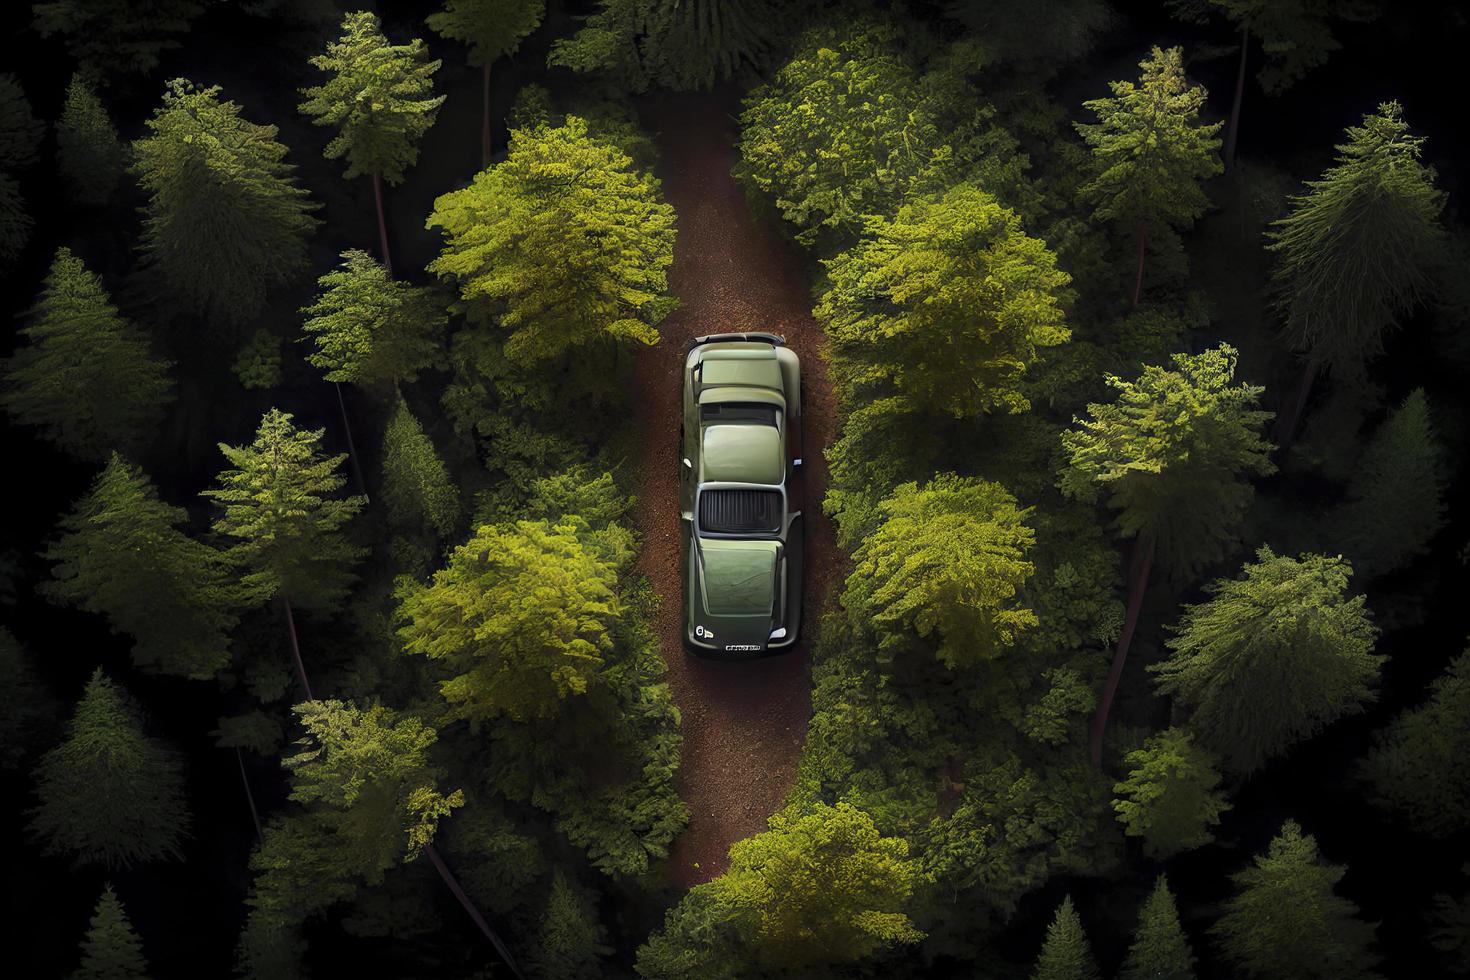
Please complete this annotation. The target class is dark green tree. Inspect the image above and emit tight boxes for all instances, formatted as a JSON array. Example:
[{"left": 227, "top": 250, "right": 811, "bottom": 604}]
[
  {"left": 942, "top": 0, "right": 1114, "bottom": 65},
  {"left": 73, "top": 884, "right": 149, "bottom": 980},
  {"left": 33, "top": 0, "right": 203, "bottom": 80},
  {"left": 0, "top": 247, "right": 173, "bottom": 461},
  {"left": 1032, "top": 896, "right": 1100, "bottom": 980},
  {"left": 0, "top": 628, "right": 56, "bottom": 771},
  {"left": 0, "top": 73, "right": 43, "bottom": 170},
  {"left": 1113, "top": 727, "right": 1229, "bottom": 858},
  {"left": 530, "top": 869, "right": 611, "bottom": 979},
  {"left": 56, "top": 74, "right": 126, "bottom": 207},
  {"left": 381, "top": 396, "right": 459, "bottom": 542},
  {"left": 299, "top": 11, "right": 444, "bottom": 276},
  {"left": 0, "top": 172, "right": 29, "bottom": 268},
  {"left": 1430, "top": 867, "right": 1470, "bottom": 975},
  {"left": 426, "top": 0, "right": 546, "bottom": 164},
  {"left": 426, "top": 116, "right": 676, "bottom": 366},
  {"left": 1060, "top": 345, "right": 1274, "bottom": 765},
  {"left": 30, "top": 669, "right": 191, "bottom": 869},
  {"left": 1075, "top": 46, "right": 1223, "bottom": 304},
  {"left": 43, "top": 454, "right": 238, "bottom": 680},
  {"left": 302, "top": 250, "right": 446, "bottom": 386},
  {"left": 1121, "top": 876, "right": 1196, "bottom": 980},
  {"left": 1212, "top": 820, "right": 1380, "bottom": 979},
  {"left": 133, "top": 80, "right": 320, "bottom": 328}
]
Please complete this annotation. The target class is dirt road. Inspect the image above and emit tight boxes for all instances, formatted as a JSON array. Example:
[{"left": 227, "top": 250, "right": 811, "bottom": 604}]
[{"left": 631, "top": 91, "right": 839, "bottom": 889}]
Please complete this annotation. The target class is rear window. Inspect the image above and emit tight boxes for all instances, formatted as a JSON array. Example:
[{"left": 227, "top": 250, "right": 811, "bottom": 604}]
[
  {"left": 699, "top": 403, "right": 777, "bottom": 425},
  {"left": 699, "top": 489, "right": 782, "bottom": 534}
]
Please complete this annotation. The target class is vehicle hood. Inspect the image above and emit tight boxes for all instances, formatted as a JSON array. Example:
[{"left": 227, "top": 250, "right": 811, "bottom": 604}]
[{"left": 690, "top": 538, "right": 780, "bottom": 650}]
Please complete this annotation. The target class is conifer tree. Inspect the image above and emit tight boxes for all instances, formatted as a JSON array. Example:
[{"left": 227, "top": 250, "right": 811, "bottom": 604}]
[
  {"left": 1121, "top": 876, "right": 1196, "bottom": 980},
  {"left": 133, "top": 80, "right": 320, "bottom": 328},
  {"left": 0, "top": 628, "right": 55, "bottom": 772},
  {"left": 846, "top": 474, "right": 1038, "bottom": 668},
  {"left": 73, "top": 884, "right": 149, "bottom": 980},
  {"left": 1212, "top": 821, "right": 1380, "bottom": 979},
  {"left": 1076, "top": 46, "right": 1223, "bottom": 305},
  {"left": 531, "top": 869, "right": 611, "bottom": 980},
  {"left": 32, "top": 0, "right": 203, "bottom": 80},
  {"left": 1113, "top": 728, "right": 1229, "bottom": 858},
  {"left": 0, "top": 73, "right": 43, "bottom": 170},
  {"left": 1154, "top": 547, "right": 1380, "bottom": 773},
  {"left": 817, "top": 183, "right": 1071, "bottom": 417},
  {"left": 30, "top": 669, "right": 191, "bottom": 869},
  {"left": 56, "top": 75, "right": 126, "bottom": 207},
  {"left": 427, "top": 117, "right": 676, "bottom": 366},
  {"left": 1267, "top": 103, "right": 1445, "bottom": 440},
  {"left": 0, "top": 172, "right": 29, "bottom": 268},
  {"left": 0, "top": 247, "right": 173, "bottom": 461},
  {"left": 302, "top": 250, "right": 447, "bottom": 386},
  {"left": 203, "top": 409, "right": 366, "bottom": 697},
  {"left": 299, "top": 12, "right": 444, "bottom": 276},
  {"left": 1060, "top": 345, "right": 1274, "bottom": 765},
  {"left": 1032, "top": 896, "right": 1100, "bottom": 980},
  {"left": 381, "top": 397, "right": 459, "bottom": 541},
  {"left": 426, "top": 0, "right": 546, "bottom": 164},
  {"left": 43, "top": 454, "right": 238, "bottom": 680},
  {"left": 1360, "top": 644, "right": 1470, "bottom": 837}
]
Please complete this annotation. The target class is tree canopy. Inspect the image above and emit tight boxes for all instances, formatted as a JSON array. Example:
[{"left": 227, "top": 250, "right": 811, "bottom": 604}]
[
  {"left": 1121, "top": 876, "right": 1197, "bottom": 980},
  {"left": 56, "top": 74, "right": 125, "bottom": 207},
  {"left": 428, "top": 0, "right": 546, "bottom": 67},
  {"left": 1032, "top": 895, "right": 1101, "bottom": 980},
  {"left": 32, "top": 0, "right": 203, "bottom": 80},
  {"left": 301, "top": 250, "right": 447, "bottom": 385},
  {"left": 1113, "top": 727, "right": 1229, "bottom": 858},
  {"left": 73, "top": 884, "right": 150, "bottom": 980}
]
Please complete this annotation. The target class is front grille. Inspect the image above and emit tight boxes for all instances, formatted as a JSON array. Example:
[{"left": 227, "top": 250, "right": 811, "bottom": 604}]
[{"left": 699, "top": 489, "right": 782, "bottom": 534}]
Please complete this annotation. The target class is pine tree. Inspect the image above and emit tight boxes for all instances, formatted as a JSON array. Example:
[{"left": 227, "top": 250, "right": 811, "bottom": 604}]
[
  {"left": 0, "top": 172, "right": 30, "bottom": 268},
  {"left": 1075, "top": 46, "right": 1223, "bottom": 304},
  {"left": 381, "top": 397, "right": 459, "bottom": 540},
  {"left": 133, "top": 80, "right": 320, "bottom": 328},
  {"left": 0, "top": 247, "right": 173, "bottom": 460},
  {"left": 845, "top": 474, "right": 1038, "bottom": 668},
  {"left": 0, "top": 73, "right": 43, "bottom": 170},
  {"left": 33, "top": 0, "right": 203, "bottom": 79},
  {"left": 1113, "top": 728, "right": 1229, "bottom": 858},
  {"left": 1360, "top": 645, "right": 1470, "bottom": 837},
  {"left": 1154, "top": 547, "right": 1381, "bottom": 773},
  {"left": 1212, "top": 821, "right": 1380, "bottom": 979},
  {"left": 1032, "top": 896, "right": 1100, "bottom": 980},
  {"left": 1121, "top": 876, "right": 1196, "bottom": 980},
  {"left": 426, "top": 117, "right": 676, "bottom": 366},
  {"left": 531, "top": 869, "right": 611, "bottom": 979},
  {"left": 301, "top": 250, "right": 446, "bottom": 386},
  {"left": 73, "top": 884, "right": 149, "bottom": 980},
  {"left": 0, "top": 628, "right": 56, "bottom": 772},
  {"left": 56, "top": 75, "right": 126, "bottom": 207},
  {"left": 1060, "top": 345, "right": 1275, "bottom": 764},
  {"left": 299, "top": 11, "right": 443, "bottom": 276},
  {"left": 816, "top": 182, "right": 1071, "bottom": 417},
  {"left": 43, "top": 454, "right": 238, "bottom": 680},
  {"left": 30, "top": 669, "right": 191, "bottom": 869},
  {"left": 943, "top": 0, "right": 1114, "bottom": 66},
  {"left": 426, "top": 0, "right": 546, "bottom": 164}
]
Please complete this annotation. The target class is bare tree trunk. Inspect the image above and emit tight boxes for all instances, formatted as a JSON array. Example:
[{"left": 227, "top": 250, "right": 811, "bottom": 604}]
[
  {"left": 1273, "top": 356, "right": 1318, "bottom": 450},
  {"left": 425, "top": 843, "right": 526, "bottom": 979},
  {"left": 334, "top": 382, "right": 369, "bottom": 502},
  {"left": 282, "top": 594, "right": 313, "bottom": 701},
  {"left": 482, "top": 62, "right": 493, "bottom": 168},
  {"left": 373, "top": 172, "right": 392, "bottom": 278},
  {"left": 236, "top": 747, "right": 264, "bottom": 843},
  {"left": 1132, "top": 223, "right": 1147, "bottom": 307},
  {"left": 1224, "top": 26, "right": 1249, "bottom": 171},
  {"left": 1090, "top": 532, "right": 1156, "bottom": 768}
]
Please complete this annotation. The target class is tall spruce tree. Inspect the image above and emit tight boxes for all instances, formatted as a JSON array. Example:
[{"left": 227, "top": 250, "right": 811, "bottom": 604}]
[
  {"left": 426, "top": 0, "right": 546, "bottom": 164},
  {"left": 1212, "top": 821, "right": 1380, "bottom": 979},
  {"left": 381, "top": 396, "right": 459, "bottom": 541},
  {"left": 530, "top": 869, "right": 611, "bottom": 980},
  {"left": 73, "top": 884, "right": 150, "bottom": 980},
  {"left": 43, "top": 454, "right": 238, "bottom": 680},
  {"left": 0, "top": 247, "right": 173, "bottom": 461},
  {"left": 30, "top": 669, "right": 191, "bottom": 869},
  {"left": 0, "top": 73, "right": 43, "bottom": 171},
  {"left": 1032, "top": 896, "right": 1100, "bottom": 980},
  {"left": 0, "top": 172, "right": 29, "bottom": 268},
  {"left": 1113, "top": 727, "right": 1229, "bottom": 858},
  {"left": 1060, "top": 345, "right": 1274, "bottom": 765},
  {"left": 299, "top": 11, "right": 444, "bottom": 276},
  {"left": 33, "top": 0, "right": 203, "bottom": 80},
  {"left": 1120, "top": 876, "right": 1196, "bottom": 980},
  {"left": 0, "top": 628, "right": 56, "bottom": 772},
  {"left": 1076, "top": 46, "right": 1223, "bottom": 305},
  {"left": 133, "top": 80, "right": 320, "bottom": 328},
  {"left": 56, "top": 75, "right": 126, "bottom": 207},
  {"left": 301, "top": 250, "right": 446, "bottom": 386}
]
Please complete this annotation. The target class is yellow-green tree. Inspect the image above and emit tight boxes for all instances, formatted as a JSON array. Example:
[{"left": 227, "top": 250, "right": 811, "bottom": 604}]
[
  {"left": 1032, "top": 895, "right": 1100, "bottom": 980},
  {"left": 1112, "top": 727, "right": 1229, "bottom": 858}
]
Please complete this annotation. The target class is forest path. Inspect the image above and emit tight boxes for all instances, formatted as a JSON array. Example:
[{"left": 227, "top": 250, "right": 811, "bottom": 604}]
[{"left": 631, "top": 91, "right": 839, "bottom": 889}]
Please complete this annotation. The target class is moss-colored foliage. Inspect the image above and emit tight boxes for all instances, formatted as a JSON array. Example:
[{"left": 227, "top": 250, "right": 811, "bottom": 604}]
[
  {"left": 428, "top": 0, "right": 545, "bottom": 66},
  {"left": 1059, "top": 345, "right": 1275, "bottom": 580},
  {"left": 398, "top": 519, "right": 620, "bottom": 723},
  {"left": 1120, "top": 876, "right": 1196, "bottom": 980},
  {"left": 203, "top": 409, "right": 367, "bottom": 614},
  {"left": 213, "top": 710, "right": 285, "bottom": 757},
  {"left": 29, "top": 670, "right": 191, "bottom": 869},
  {"left": 942, "top": 0, "right": 1115, "bottom": 65},
  {"left": 846, "top": 474, "right": 1038, "bottom": 667},
  {"left": 381, "top": 397, "right": 459, "bottom": 541},
  {"left": 1112, "top": 727, "right": 1229, "bottom": 858},
  {"left": 1360, "top": 644, "right": 1470, "bottom": 838},
  {"left": 133, "top": 80, "right": 320, "bottom": 327},
  {"left": 1154, "top": 547, "right": 1381, "bottom": 773},
  {"left": 637, "top": 802, "right": 923, "bottom": 975},
  {"left": 44, "top": 454, "right": 238, "bottom": 679},
  {"left": 33, "top": 0, "right": 203, "bottom": 79},
  {"left": 1212, "top": 820, "right": 1381, "bottom": 979},
  {"left": 232, "top": 329, "right": 284, "bottom": 390},
  {"left": 73, "top": 884, "right": 149, "bottom": 980},
  {"left": 1267, "top": 102, "right": 1445, "bottom": 378},
  {"left": 302, "top": 250, "right": 447, "bottom": 385},
  {"left": 299, "top": 12, "right": 444, "bottom": 185},
  {"left": 0, "top": 247, "right": 173, "bottom": 461},
  {"left": 0, "top": 73, "right": 43, "bottom": 170},
  {"left": 427, "top": 117, "right": 676, "bottom": 366},
  {"left": 531, "top": 869, "right": 611, "bottom": 980},
  {"left": 1430, "top": 867, "right": 1470, "bottom": 976},
  {"left": 0, "top": 172, "right": 30, "bottom": 267},
  {"left": 56, "top": 75, "right": 126, "bottom": 207},
  {"left": 817, "top": 182, "right": 1071, "bottom": 417},
  {"left": 0, "top": 628, "right": 56, "bottom": 771},
  {"left": 1031, "top": 896, "right": 1100, "bottom": 980}
]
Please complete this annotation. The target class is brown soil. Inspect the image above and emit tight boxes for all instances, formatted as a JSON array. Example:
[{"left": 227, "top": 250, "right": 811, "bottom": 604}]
[{"left": 631, "top": 91, "right": 840, "bottom": 890}]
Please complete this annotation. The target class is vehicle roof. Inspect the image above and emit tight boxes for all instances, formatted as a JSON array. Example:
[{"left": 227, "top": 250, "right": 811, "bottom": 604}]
[
  {"left": 698, "top": 349, "right": 784, "bottom": 392},
  {"left": 697, "top": 538, "right": 778, "bottom": 616},
  {"left": 702, "top": 423, "right": 783, "bottom": 485}
]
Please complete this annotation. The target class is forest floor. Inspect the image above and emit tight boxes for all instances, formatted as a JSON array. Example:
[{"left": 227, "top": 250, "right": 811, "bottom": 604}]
[{"left": 631, "top": 90, "right": 840, "bottom": 889}]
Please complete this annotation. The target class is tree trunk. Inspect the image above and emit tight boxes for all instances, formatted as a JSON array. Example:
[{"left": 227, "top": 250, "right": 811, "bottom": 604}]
[
  {"left": 1090, "top": 531, "right": 1156, "bottom": 768},
  {"left": 236, "top": 747, "right": 263, "bottom": 843},
  {"left": 1273, "top": 356, "right": 1319, "bottom": 450},
  {"left": 282, "top": 594, "right": 313, "bottom": 701},
  {"left": 373, "top": 172, "right": 392, "bottom": 278},
  {"left": 1224, "top": 26, "right": 1248, "bottom": 171},
  {"left": 482, "top": 62, "right": 493, "bottom": 168},
  {"left": 424, "top": 843, "right": 526, "bottom": 979},
  {"left": 1132, "top": 223, "right": 1148, "bottom": 307},
  {"left": 334, "top": 381, "right": 369, "bottom": 503}
]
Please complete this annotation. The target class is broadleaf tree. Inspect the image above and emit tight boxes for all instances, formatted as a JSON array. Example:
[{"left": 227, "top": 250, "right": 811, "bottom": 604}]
[{"left": 426, "top": 0, "right": 546, "bottom": 164}]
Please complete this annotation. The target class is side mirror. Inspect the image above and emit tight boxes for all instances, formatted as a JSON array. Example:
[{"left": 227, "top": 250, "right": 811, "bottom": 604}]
[
  {"left": 790, "top": 458, "right": 803, "bottom": 469},
  {"left": 682, "top": 458, "right": 693, "bottom": 469}
]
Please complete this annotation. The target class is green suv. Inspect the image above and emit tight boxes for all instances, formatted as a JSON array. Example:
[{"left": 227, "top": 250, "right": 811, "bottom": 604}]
[{"left": 681, "top": 332, "right": 803, "bottom": 656}]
